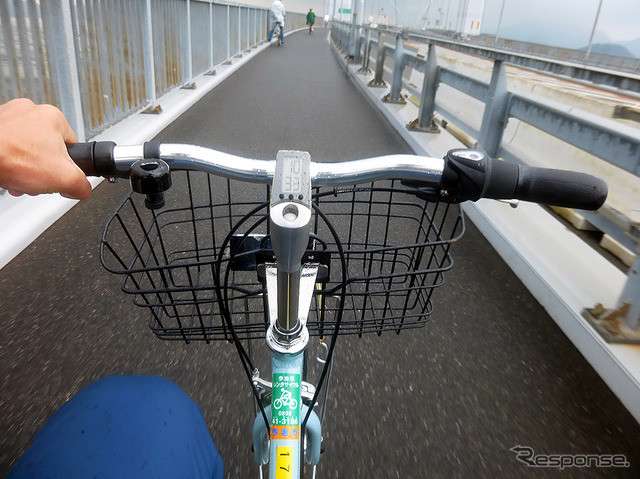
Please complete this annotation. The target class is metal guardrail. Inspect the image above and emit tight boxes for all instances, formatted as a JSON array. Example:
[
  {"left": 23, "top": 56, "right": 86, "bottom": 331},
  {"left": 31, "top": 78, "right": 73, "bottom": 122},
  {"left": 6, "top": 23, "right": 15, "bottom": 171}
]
[
  {"left": 407, "top": 32, "right": 640, "bottom": 96},
  {"left": 332, "top": 21, "right": 640, "bottom": 341},
  {"left": 0, "top": 0, "right": 306, "bottom": 139},
  {"left": 475, "top": 34, "right": 640, "bottom": 78}
]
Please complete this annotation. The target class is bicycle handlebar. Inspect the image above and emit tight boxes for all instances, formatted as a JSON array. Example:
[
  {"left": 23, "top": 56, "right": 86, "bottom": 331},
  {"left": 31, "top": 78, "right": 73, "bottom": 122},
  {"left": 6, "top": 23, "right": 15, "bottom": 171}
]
[
  {"left": 67, "top": 142, "right": 608, "bottom": 210},
  {"left": 438, "top": 149, "right": 608, "bottom": 210}
]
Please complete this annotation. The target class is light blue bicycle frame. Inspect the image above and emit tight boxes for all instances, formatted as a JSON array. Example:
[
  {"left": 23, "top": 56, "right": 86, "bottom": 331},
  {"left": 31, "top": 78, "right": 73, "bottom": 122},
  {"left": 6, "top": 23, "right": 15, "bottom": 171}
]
[
  {"left": 252, "top": 151, "right": 323, "bottom": 478},
  {"left": 251, "top": 351, "right": 322, "bottom": 478}
]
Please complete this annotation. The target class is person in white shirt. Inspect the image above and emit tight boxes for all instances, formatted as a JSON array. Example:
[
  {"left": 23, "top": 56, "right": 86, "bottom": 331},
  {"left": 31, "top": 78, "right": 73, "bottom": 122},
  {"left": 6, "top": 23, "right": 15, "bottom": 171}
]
[{"left": 268, "top": 0, "right": 286, "bottom": 44}]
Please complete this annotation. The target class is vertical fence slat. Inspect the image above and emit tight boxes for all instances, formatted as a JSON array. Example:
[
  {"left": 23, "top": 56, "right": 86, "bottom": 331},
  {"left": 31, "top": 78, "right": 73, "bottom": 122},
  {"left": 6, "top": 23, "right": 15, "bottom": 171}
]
[
  {"left": 184, "top": 0, "right": 192, "bottom": 83},
  {"left": 26, "top": 0, "right": 49, "bottom": 104},
  {"left": 227, "top": 5, "right": 231, "bottom": 59},
  {"left": 75, "top": 0, "right": 94, "bottom": 130},
  {"left": 14, "top": 0, "right": 38, "bottom": 101},
  {"left": 209, "top": 2, "right": 214, "bottom": 70},
  {"left": 40, "top": 0, "right": 85, "bottom": 139},
  {"left": 213, "top": 3, "right": 227, "bottom": 66},
  {"left": 124, "top": 0, "right": 137, "bottom": 110},
  {"left": 98, "top": 0, "right": 116, "bottom": 123},
  {"left": 0, "top": 2, "right": 22, "bottom": 100},
  {"left": 190, "top": 0, "right": 210, "bottom": 76},
  {"left": 134, "top": 1, "right": 146, "bottom": 106},
  {"left": 143, "top": 0, "right": 156, "bottom": 106}
]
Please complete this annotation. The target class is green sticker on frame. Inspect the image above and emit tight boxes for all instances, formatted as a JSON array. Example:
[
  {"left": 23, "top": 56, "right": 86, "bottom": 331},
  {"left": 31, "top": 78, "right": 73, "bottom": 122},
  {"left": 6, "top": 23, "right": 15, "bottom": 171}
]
[{"left": 272, "top": 373, "right": 301, "bottom": 427}]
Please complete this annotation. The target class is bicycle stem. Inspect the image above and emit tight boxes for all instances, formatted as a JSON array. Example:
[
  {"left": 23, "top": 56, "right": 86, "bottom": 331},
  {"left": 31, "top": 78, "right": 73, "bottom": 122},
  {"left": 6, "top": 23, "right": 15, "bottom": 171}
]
[
  {"left": 276, "top": 269, "right": 301, "bottom": 334},
  {"left": 258, "top": 151, "right": 323, "bottom": 477},
  {"left": 268, "top": 151, "right": 313, "bottom": 345}
]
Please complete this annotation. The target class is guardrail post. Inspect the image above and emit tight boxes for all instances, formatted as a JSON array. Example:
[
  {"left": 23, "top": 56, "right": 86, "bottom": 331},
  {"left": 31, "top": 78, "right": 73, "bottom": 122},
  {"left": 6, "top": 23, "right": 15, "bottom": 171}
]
[
  {"left": 208, "top": 2, "right": 215, "bottom": 72},
  {"left": 368, "top": 31, "right": 386, "bottom": 87},
  {"left": 225, "top": 5, "right": 231, "bottom": 63},
  {"left": 181, "top": 0, "right": 194, "bottom": 88},
  {"left": 383, "top": 34, "right": 406, "bottom": 104},
  {"left": 236, "top": 7, "right": 242, "bottom": 57},
  {"left": 478, "top": 60, "right": 510, "bottom": 157},
  {"left": 345, "top": 23, "right": 350, "bottom": 52},
  {"left": 330, "top": 23, "right": 338, "bottom": 49},
  {"left": 358, "top": 27, "right": 372, "bottom": 74},
  {"left": 348, "top": 11, "right": 357, "bottom": 58},
  {"left": 620, "top": 253, "right": 640, "bottom": 330},
  {"left": 408, "top": 43, "right": 439, "bottom": 132},
  {"left": 584, "top": 224, "right": 640, "bottom": 343},
  {"left": 353, "top": 26, "right": 363, "bottom": 64},
  {"left": 253, "top": 8, "right": 258, "bottom": 47},
  {"left": 246, "top": 8, "right": 250, "bottom": 51}
]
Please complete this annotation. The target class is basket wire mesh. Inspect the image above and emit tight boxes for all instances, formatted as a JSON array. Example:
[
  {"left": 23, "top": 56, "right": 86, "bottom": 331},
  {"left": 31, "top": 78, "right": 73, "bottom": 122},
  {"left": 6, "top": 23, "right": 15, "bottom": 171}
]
[{"left": 100, "top": 170, "right": 464, "bottom": 342}]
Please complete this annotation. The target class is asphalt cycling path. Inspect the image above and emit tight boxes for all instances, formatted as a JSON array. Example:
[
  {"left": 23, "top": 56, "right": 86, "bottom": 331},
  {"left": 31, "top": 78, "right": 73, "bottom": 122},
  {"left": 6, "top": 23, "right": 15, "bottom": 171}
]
[{"left": 1, "top": 28, "right": 639, "bottom": 478}]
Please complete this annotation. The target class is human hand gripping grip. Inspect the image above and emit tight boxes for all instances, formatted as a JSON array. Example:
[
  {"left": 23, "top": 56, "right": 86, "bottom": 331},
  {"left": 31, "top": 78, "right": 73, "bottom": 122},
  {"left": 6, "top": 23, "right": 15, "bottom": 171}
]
[
  {"left": 67, "top": 141, "right": 119, "bottom": 178},
  {"left": 67, "top": 141, "right": 171, "bottom": 209}
]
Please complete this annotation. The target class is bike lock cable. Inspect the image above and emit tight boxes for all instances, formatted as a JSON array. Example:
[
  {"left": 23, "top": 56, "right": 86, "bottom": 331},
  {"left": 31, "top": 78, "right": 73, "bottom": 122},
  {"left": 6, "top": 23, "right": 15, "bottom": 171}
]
[
  {"left": 214, "top": 200, "right": 272, "bottom": 429},
  {"left": 302, "top": 202, "right": 347, "bottom": 431}
]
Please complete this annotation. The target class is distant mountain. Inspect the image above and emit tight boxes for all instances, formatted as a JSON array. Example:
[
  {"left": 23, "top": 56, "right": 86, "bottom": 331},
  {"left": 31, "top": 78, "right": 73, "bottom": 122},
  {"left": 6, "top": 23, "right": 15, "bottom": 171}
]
[
  {"left": 496, "top": 21, "right": 639, "bottom": 58},
  {"left": 620, "top": 38, "right": 640, "bottom": 58},
  {"left": 498, "top": 21, "right": 596, "bottom": 49},
  {"left": 580, "top": 43, "right": 635, "bottom": 58}
]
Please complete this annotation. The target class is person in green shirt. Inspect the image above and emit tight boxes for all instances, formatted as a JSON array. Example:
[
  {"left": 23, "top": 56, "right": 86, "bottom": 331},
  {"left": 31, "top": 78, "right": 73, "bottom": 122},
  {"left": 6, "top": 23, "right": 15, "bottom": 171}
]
[{"left": 306, "top": 9, "right": 316, "bottom": 33}]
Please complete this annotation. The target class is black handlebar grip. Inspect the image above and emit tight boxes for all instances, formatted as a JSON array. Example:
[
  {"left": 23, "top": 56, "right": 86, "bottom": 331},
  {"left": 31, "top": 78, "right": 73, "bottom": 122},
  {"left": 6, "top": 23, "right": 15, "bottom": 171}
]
[
  {"left": 514, "top": 165, "right": 608, "bottom": 210},
  {"left": 481, "top": 157, "right": 519, "bottom": 200},
  {"left": 66, "top": 142, "right": 97, "bottom": 176},
  {"left": 443, "top": 150, "right": 608, "bottom": 210},
  {"left": 66, "top": 141, "right": 118, "bottom": 178}
]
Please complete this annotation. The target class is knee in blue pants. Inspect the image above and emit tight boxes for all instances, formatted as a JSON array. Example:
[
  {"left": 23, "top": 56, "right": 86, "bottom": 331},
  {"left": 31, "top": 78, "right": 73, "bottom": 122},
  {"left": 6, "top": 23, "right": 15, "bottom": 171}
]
[{"left": 9, "top": 375, "right": 223, "bottom": 479}]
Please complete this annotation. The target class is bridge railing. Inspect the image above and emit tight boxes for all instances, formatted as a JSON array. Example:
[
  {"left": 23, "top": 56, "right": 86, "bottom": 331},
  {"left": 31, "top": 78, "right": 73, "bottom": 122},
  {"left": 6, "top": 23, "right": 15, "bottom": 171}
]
[
  {"left": 332, "top": 21, "right": 640, "bottom": 338},
  {"left": 0, "top": 0, "right": 306, "bottom": 140},
  {"left": 476, "top": 34, "right": 640, "bottom": 76}
]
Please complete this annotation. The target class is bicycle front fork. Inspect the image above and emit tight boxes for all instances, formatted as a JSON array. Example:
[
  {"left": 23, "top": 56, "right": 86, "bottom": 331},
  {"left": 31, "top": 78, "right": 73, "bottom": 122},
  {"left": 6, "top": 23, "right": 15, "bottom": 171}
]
[
  {"left": 252, "top": 351, "right": 322, "bottom": 476},
  {"left": 252, "top": 262, "right": 322, "bottom": 477}
]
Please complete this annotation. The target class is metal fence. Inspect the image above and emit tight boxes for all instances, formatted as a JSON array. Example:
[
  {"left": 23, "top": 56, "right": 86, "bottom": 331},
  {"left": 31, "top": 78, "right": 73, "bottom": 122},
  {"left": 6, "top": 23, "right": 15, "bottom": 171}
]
[
  {"left": 476, "top": 35, "right": 640, "bottom": 76},
  {"left": 332, "top": 21, "right": 640, "bottom": 338},
  {"left": 0, "top": 0, "right": 306, "bottom": 139}
]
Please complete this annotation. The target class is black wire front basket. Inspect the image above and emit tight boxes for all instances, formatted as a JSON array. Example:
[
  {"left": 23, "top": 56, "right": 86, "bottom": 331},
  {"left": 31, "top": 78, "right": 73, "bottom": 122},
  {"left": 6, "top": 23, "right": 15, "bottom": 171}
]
[{"left": 101, "top": 170, "right": 464, "bottom": 342}]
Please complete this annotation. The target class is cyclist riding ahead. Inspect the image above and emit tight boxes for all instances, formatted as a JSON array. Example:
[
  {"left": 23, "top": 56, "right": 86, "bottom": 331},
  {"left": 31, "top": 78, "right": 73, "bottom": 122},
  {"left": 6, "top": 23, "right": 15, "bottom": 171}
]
[
  {"left": 268, "top": 0, "right": 286, "bottom": 45},
  {"left": 306, "top": 8, "right": 316, "bottom": 33}
]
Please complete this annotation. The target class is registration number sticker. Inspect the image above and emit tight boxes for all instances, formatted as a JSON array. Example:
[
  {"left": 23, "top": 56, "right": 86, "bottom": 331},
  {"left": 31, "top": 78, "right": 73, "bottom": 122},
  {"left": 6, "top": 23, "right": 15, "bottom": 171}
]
[{"left": 275, "top": 446, "right": 293, "bottom": 479}]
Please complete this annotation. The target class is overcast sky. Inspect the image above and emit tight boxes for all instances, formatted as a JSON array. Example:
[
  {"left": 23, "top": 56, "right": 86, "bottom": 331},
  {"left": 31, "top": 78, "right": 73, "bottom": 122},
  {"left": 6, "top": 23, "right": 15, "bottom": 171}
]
[
  {"left": 379, "top": 0, "right": 639, "bottom": 43},
  {"left": 243, "top": 0, "right": 640, "bottom": 47},
  {"left": 238, "top": 0, "right": 327, "bottom": 15},
  {"left": 482, "top": 0, "right": 640, "bottom": 44}
]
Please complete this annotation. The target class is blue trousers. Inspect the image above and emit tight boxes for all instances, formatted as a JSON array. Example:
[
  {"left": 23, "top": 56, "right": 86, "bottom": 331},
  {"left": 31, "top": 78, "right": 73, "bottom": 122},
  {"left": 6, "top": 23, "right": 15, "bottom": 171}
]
[
  {"left": 268, "top": 23, "right": 284, "bottom": 43},
  {"left": 9, "top": 375, "right": 223, "bottom": 479}
]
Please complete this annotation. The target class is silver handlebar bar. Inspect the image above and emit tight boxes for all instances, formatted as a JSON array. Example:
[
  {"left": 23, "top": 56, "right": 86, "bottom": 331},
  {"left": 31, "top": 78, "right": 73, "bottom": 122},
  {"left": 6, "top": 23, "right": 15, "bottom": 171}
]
[{"left": 112, "top": 144, "right": 445, "bottom": 187}]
